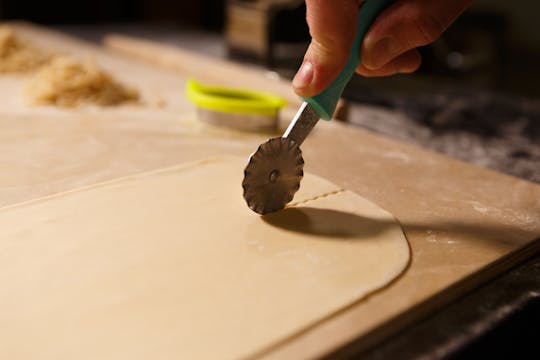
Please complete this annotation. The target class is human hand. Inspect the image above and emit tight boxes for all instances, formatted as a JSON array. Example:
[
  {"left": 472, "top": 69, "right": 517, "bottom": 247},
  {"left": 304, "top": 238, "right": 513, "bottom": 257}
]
[{"left": 292, "top": 0, "right": 473, "bottom": 97}]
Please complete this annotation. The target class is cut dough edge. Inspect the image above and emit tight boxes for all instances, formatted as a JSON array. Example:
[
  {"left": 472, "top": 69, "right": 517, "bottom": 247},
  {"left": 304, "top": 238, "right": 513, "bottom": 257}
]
[
  {"left": 0, "top": 156, "right": 343, "bottom": 212},
  {"left": 0, "top": 157, "right": 228, "bottom": 211}
]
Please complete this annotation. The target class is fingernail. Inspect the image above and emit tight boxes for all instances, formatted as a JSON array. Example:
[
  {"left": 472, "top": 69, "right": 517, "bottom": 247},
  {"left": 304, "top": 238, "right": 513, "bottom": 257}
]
[
  {"left": 364, "top": 37, "right": 401, "bottom": 69},
  {"left": 293, "top": 61, "right": 314, "bottom": 89}
]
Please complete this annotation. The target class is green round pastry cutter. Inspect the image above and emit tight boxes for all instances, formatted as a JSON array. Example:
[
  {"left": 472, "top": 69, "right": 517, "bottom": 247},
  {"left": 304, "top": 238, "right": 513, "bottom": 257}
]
[
  {"left": 186, "top": 79, "right": 286, "bottom": 132},
  {"left": 242, "top": 0, "right": 396, "bottom": 214}
]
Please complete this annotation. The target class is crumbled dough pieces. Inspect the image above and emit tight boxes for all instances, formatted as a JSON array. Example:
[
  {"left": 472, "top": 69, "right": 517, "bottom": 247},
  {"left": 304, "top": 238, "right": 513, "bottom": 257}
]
[
  {"left": 0, "top": 25, "right": 139, "bottom": 107},
  {"left": 25, "top": 56, "right": 139, "bottom": 107},
  {"left": 0, "top": 26, "right": 51, "bottom": 73}
]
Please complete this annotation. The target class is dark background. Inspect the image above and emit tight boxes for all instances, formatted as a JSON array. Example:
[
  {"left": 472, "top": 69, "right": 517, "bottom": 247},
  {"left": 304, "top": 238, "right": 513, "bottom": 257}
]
[{"left": 0, "top": 1, "right": 224, "bottom": 28}]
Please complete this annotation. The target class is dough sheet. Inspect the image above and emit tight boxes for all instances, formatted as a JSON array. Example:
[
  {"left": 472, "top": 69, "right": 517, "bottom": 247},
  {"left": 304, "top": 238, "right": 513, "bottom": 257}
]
[{"left": 0, "top": 157, "right": 409, "bottom": 359}]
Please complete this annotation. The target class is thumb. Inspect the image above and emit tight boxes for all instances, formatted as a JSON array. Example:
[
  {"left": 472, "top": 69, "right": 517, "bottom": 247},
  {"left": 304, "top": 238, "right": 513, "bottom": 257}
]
[{"left": 293, "top": 0, "right": 360, "bottom": 98}]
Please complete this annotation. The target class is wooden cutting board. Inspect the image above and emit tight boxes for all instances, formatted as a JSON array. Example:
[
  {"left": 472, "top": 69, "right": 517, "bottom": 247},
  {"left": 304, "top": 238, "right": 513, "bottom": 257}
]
[{"left": 1, "top": 22, "right": 539, "bottom": 359}]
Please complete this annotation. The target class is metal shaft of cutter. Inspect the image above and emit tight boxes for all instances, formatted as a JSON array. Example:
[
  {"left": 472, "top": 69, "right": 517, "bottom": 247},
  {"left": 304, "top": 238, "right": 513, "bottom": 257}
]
[{"left": 282, "top": 101, "right": 320, "bottom": 146}]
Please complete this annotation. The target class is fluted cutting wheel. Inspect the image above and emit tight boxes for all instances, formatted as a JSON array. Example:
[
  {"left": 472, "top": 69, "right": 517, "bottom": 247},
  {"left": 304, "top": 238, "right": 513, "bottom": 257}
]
[{"left": 242, "top": 137, "right": 304, "bottom": 215}]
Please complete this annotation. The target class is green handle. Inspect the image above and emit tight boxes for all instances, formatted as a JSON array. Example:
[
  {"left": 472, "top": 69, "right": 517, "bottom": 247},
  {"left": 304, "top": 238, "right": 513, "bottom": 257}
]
[{"left": 304, "top": 0, "right": 395, "bottom": 120}]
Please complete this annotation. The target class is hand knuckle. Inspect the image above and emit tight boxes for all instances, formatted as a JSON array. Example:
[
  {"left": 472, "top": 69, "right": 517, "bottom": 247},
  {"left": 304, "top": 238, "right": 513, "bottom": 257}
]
[{"left": 411, "top": 11, "right": 445, "bottom": 45}]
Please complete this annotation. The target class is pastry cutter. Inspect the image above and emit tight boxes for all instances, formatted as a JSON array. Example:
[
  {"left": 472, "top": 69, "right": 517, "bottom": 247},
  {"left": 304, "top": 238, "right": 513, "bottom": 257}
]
[
  {"left": 242, "top": 0, "right": 396, "bottom": 215},
  {"left": 186, "top": 79, "right": 286, "bottom": 132}
]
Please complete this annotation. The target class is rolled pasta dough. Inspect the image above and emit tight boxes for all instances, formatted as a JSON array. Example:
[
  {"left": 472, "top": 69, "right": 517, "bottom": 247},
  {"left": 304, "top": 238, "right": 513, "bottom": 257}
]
[{"left": 0, "top": 157, "right": 409, "bottom": 359}]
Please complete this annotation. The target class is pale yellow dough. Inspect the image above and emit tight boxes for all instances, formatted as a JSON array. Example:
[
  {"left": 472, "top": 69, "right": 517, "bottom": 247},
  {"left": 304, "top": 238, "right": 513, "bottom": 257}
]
[{"left": 0, "top": 157, "right": 409, "bottom": 359}]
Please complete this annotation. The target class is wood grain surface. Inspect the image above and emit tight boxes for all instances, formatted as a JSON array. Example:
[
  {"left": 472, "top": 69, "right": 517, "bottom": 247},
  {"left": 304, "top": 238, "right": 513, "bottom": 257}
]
[{"left": 1, "top": 22, "right": 539, "bottom": 359}]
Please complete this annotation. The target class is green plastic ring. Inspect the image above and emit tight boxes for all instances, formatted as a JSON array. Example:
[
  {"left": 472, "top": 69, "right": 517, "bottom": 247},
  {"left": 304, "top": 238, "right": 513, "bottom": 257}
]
[{"left": 185, "top": 79, "right": 286, "bottom": 116}]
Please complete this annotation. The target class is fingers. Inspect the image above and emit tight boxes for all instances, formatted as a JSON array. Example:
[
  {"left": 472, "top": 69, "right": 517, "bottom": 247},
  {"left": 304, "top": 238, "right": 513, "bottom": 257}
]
[
  {"left": 293, "top": 0, "right": 473, "bottom": 96},
  {"left": 361, "top": 0, "right": 473, "bottom": 70},
  {"left": 357, "top": 48, "right": 421, "bottom": 77},
  {"left": 293, "top": 0, "right": 360, "bottom": 97}
]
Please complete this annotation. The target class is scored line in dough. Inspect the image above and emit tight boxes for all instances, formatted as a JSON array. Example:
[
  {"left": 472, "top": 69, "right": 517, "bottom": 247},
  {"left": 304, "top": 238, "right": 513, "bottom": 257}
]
[{"left": 288, "top": 189, "right": 346, "bottom": 208}]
